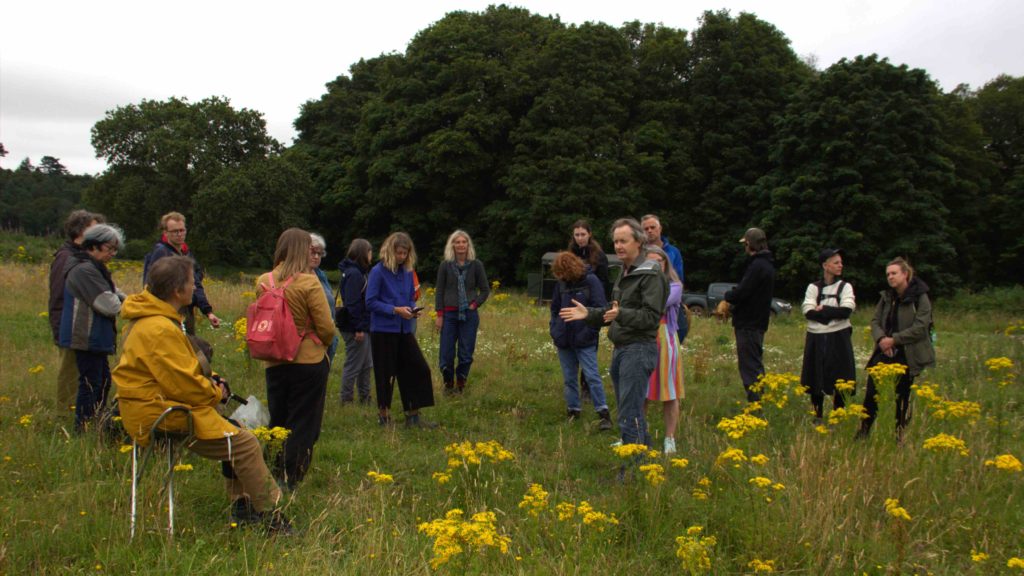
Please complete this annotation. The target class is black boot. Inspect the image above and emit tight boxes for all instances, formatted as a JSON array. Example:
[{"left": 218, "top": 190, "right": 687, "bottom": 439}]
[{"left": 597, "top": 409, "right": 613, "bottom": 431}]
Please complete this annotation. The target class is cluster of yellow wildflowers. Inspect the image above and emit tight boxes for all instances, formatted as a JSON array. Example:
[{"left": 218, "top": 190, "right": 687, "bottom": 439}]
[
  {"left": 984, "top": 453, "right": 1023, "bottom": 472},
  {"left": 692, "top": 477, "right": 712, "bottom": 500},
  {"left": 749, "top": 372, "right": 802, "bottom": 409},
  {"left": 985, "top": 356, "right": 1017, "bottom": 387},
  {"left": 366, "top": 471, "right": 394, "bottom": 484},
  {"left": 675, "top": 526, "right": 716, "bottom": 575},
  {"left": 1008, "top": 557, "right": 1024, "bottom": 569},
  {"left": 639, "top": 463, "right": 666, "bottom": 486},
  {"left": 28, "top": 364, "right": 44, "bottom": 375},
  {"left": 417, "top": 509, "right": 511, "bottom": 569},
  {"left": 922, "top": 433, "right": 969, "bottom": 456},
  {"left": 432, "top": 471, "right": 452, "bottom": 485},
  {"left": 867, "top": 362, "right": 908, "bottom": 384},
  {"left": 748, "top": 477, "right": 785, "bottom": 491},
  {"left": 750, "top": 453, "right": 770, "bottom": 465},
  {"left": 747, "top": 558, "right": 776, "bottom": 572},
  {"left": 971, "top": 550, "right": 989, "bottom": 563},
  {"left": 233, "top": 317, "right": 248, "bottom": 352},
  {"left": 612, "top": 443, "right": 658, "bottom": 459},
  {"left": 553, "top": 500, "right": 619, "bottom": 532},
  {"left": 670, "top": 457, "right": 690, "bottom": 469},
  {"left": 445, "top": 440, "right": 515, "bottom": 469},
  {"left": 252, "top": 426, "right": 290, "bottom": 456},
  {"left": 826, "top": 404, "right": 869, "bottom": 426},
  {"left": 835, "top": 379, "right": 856, "bottom": 394},
  {"left": 884, "top": 498, "right": 912, "bottom": 521},
  {"left": 715, "top": 447, "right": 748, "bottom": 468},
  {"left": 716, "top": 413, "right": 768, "bottom": 439},
  {"left": 18, "top": 414, "right": 32, "bottom": 427},
  {"left": 173, "top": 463, "right": 193, "bottom": 472},
  {"left": 517, "top": 483, "right": 549, "bottom": 517},
  {"left": 913, "top": 382, "right": 982, "bottom": 422}
]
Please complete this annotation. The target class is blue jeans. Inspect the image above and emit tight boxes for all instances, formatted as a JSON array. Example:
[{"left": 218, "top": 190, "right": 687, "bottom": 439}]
[
  {"left": 610, "top": 342, "right": 657, "bottom": 446},
  {"left": 557, "top": 346, "right": 608, "bottom": 412},
  {"left": 439, "top": 310, "right": 479, "bottom": 382}
]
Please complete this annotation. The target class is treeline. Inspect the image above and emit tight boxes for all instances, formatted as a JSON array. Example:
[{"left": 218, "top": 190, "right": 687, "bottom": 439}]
[
  {"left": 0, "top": 152, "right": 94, "bottom": 236},
  {"left": 6, "top": 7, "right": 1023, "bottom": 296}
]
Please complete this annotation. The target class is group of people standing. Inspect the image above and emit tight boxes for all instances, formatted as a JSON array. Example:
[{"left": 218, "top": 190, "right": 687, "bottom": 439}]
[{"left": 45, "top": 207, "right": 935, "bottom": 532}]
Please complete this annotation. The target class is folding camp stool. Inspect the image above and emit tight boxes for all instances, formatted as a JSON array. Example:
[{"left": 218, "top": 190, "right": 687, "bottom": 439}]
[{"left": 130, "top": 406, "right": 194, "bottom": 540}]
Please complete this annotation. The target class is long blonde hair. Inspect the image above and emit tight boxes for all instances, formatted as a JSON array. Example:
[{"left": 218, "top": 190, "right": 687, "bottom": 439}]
[
  {"left": 443, "top": 229, "right": 476, "bottom": 262},
  {"left": 379, "top": 232, "right": 416, "bottom": 272},
  {"left": 272, "top": 228, "right": 312, "bottom": 281}
]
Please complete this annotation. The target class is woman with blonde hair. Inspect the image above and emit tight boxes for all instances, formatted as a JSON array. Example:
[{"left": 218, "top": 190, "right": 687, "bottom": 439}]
[
  {"left": 256, "top": 228, "right": 336, "bottom": 489},
  {"left": 434, "top": 229, "right": 489, "bottom": 394},
  {"left": 643, "top": 245, "right": 684, "bottom": 454},
  {"left": 858, "top": 257, "right": 935, "bottom": 440},
  {"left": 367, "top": 232, "right": 435, "bottom": 427}
]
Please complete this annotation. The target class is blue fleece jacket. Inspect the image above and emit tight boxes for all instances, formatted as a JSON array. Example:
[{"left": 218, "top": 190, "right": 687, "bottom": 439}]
[{"left": 366, "top": 262, "right": 417, "bottom": 334}]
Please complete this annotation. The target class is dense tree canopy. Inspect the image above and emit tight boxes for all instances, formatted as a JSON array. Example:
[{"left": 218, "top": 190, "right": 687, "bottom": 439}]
[
  {"left": 85, "top": 96, "right": 280, "bottom": 246},
  {"left": 1, "top": 157, "right": 93, "bottom": 235}
]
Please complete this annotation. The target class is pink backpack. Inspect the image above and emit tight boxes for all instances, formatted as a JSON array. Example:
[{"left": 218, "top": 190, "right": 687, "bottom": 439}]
[{"left": 246, "top": 274, "right": 307, "bottom": 362}]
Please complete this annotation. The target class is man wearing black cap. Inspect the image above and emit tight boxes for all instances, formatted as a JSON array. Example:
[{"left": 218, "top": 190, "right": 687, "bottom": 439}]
[{"left": 724, "top": 228, "right": 775, "bottom": 402}]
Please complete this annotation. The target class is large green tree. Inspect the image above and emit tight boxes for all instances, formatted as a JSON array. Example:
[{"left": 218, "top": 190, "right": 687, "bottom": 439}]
[
  {"left": 0, "top": 156, "right": 92, "bottom": 235},
  {"left": 87, "top": 96, "right": 279, "bottom": 243},
  {"left": 756, "top": 55, "right": 959, "bottom": 294}
]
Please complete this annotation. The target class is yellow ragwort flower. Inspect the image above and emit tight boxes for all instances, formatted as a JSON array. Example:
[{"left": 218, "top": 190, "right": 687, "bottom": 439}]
[
  {"left": 922, "top": 433, "right": 969, "bottom": 456},
  {"left": 750, "top": 454, "right": 770, "bottom": 465},
  {"left": 517, "top": 483, "right": 549, "bottom": 517},
  {"left": 367, "top": 471, "right": 394, "bottom": 484},
  {"left": 970, "top": 550, "right": 989, "bottom": 563},
  {"left": 884, "top": 498, "right": 911, "bottom": 521},
  {"left": 28, "top": 364, "right": 45, "bottom": 375},
  {"left": 612, "top": 443, "right": 651, "bottom": 459},
  {"left": 173, "top": 464, "right": 193, "bottom": 472},
  {"left": 716, "top": 413, "right": 768, "bottom": 440},
  {"left": 18, "top": 414, "right": 32, "bottom": 427},
  {"left": 984, "top": 453, "right": 1023, "bottom": 472},
  {"left": 639, "top": 463, "right": 666, "bottom": 486},
  {"left": 748, "top": 558, "right": 776, "bottom": 572},
  {"left": 671, "top": 458, "right": 690, "bottom": 469},
  {"left": 715, "top": 447, "right": 748, "bottom": 468}
]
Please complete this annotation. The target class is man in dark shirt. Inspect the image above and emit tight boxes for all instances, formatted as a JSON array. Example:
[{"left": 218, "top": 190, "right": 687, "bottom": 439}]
[{"left": 724, "top": 228, "right": 776, "bottom": 402}]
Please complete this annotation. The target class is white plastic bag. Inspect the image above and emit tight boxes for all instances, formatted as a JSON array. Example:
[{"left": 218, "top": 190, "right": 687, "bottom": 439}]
[{"left": 229, "top": 395, "right": 270, "bottom": 430}]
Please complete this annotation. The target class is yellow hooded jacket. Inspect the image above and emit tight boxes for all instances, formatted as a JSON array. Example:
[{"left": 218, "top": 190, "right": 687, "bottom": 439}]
[{"left": 113, "top": 290, "right": 238, "bottom": 446}]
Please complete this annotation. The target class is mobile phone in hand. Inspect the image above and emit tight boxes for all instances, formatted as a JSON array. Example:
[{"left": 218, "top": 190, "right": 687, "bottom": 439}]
[{"left": 411, "top": 306, "right": 425, "bottom": 314}]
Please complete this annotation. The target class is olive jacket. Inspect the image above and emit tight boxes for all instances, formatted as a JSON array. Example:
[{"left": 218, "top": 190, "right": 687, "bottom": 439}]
[{"left": 869, "top": 277, "right": 936, "bottom": 377}]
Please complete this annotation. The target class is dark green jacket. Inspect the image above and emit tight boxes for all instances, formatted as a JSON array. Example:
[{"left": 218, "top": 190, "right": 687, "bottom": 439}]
[
  {"left": 585, "top": 259, "right": 667, "bottom": 346},
  {"left": 870, "top": 277, "right": 936, "bottom": 377}
]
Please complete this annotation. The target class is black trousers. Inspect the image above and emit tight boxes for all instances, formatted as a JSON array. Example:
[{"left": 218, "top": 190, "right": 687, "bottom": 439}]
[
  {"left": 371, "top": 332, "right": 435, "bottom": 412},
  {"left": 265, "top": 358, "right": 329, "bottom": 489},
  {"left": 735, "top": 328, "right": 765, "bottom": 402},
  {"left": 862, "top": 349, "right": 914, "bottom": 433}
]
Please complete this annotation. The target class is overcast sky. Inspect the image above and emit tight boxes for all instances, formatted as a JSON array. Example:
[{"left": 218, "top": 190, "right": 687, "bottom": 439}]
[{"left": 2, "top": 0, "right": 1021, "bottom": 175}]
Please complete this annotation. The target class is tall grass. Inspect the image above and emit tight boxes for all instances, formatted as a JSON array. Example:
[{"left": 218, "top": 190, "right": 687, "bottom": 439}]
[{"left": 0, "top": 258, "right": 1021, "bottom": 574}]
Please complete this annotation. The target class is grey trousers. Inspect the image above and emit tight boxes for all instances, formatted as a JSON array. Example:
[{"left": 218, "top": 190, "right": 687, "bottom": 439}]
[
  {"left": 610, "top": 341, "right": 657, "bottom": 446},
  {"left": 340, "top": 331, "right": 373, "bottom": 403}
]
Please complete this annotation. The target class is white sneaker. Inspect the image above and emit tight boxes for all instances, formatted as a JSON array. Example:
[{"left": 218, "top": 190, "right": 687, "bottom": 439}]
[
  {"left": 663, "top": 437, "right": 677, "bottom": 455},
  {"left": 610, "top": 439, "right": 623, "bottom": 448}
]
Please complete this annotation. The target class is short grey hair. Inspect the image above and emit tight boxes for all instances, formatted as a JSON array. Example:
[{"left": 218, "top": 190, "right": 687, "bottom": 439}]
[
  {"left": 81, "top": 224, "right": 125, "bottom": 251},
  {"left": 309, "top": 232, "right": 327, "bottom": 250},
  {"left": 610, "top": 217, "right": 645, "bottom": 245}
]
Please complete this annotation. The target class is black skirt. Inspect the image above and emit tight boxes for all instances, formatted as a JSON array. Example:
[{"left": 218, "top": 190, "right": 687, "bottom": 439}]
[
  {"left": 370, "top": 332, "right": 435, "bottom": 412},
  {"left": 801, "top": 327, "right": 856, "bottom": 396}
]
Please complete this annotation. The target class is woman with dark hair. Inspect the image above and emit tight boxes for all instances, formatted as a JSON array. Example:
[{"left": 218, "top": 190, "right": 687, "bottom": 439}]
[
  {"left": 256, "top": 228, "right": 336, "bottom": 490},
  {"left": 801, "top": 248, "right": 856, "bottom": 422},
  {"left": 434, "top": 229, "right": 489, "bottom": 394},
  {"left": 367, "top": 232, "right": 435, "bottom": 427},
  {"left": 337, "top": 238, "right": 374, "bottom": 404},
  {"left": 561, "top": 218, "right": 667, "bottom": 449},
  {"left": 858, "top": 257, "right": 935, "bottom": 440},
  {"left": 60, "top": 223, "right": 126, "bottom": 431},
  {"left": 568, "top": 219, "right": 610, "bottom": 296},
  {"left": 549, "top": 252, "right": 612, "bottom": 430}
]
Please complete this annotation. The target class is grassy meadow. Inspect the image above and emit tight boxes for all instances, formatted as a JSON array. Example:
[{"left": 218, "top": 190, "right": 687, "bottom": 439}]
[{"left": 0, "top": 245, "right": 1022, "bottom": 574}]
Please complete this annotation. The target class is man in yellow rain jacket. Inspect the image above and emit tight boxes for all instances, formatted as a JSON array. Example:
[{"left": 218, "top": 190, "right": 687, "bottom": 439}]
[{"left": 114, "top": 255, "right": 286, "bottom": 532}]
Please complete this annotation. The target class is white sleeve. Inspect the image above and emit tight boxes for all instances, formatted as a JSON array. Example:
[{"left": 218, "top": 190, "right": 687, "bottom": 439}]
[
  {"left": 840, "top": 282, "right": 856, "bottom": 311},
  {"left": 801, "top": 284, "right": 818, "bottom": 314}
]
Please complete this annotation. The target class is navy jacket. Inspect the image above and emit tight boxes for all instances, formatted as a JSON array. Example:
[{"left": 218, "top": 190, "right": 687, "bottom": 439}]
[
  {"left": 337, "top": 258, "right": 371, "bottom": 332},
  {"left": 725, "top": 250, "right": 776, "bottom": 332},
  {"left": 550, "top": 273, "right": 607, "bottom": 349},
  {"left": 143, "top": 240, "right": 214, "bottom": 315}
]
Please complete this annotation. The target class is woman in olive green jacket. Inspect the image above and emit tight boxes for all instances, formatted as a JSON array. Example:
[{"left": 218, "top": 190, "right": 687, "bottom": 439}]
[{"left": 858, "top": 257, "right": 935, "bottom": 439}]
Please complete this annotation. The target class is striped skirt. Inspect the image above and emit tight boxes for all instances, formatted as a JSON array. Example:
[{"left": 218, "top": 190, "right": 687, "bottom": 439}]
[{"left": 647, "top": 317, "right": 684, "bottom": 401}]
